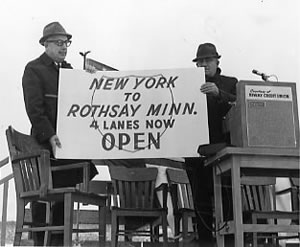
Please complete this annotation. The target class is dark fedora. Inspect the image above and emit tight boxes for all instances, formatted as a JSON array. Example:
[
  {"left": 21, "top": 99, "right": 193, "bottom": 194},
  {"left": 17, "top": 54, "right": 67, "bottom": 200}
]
[
  {"left": 39, "top": 22, "right": 72, "bottom": 45},
  {"left": 192, "top": 43, "right": 221, "bottom": 62}
]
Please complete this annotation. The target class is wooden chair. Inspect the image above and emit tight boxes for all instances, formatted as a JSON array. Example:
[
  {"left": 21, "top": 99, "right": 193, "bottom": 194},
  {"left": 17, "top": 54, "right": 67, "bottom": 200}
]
[
  {"left": 109, "top": 166, "right": 169, "bottom": 247},
  {"left": 74, "top": 180, "right": 112, "bottom": 244},
  {"left": 166, "top": 168, "right": 197, "bottom": 244},
  {"left": 276, "top": 178, "right": 300, "bottom": 220},
  {"left": 241, "top": 176, "right": 299, "bottom": 247},
  {"left": 276, "top": 177, "right": 300, "bottom": 244},
  {"left": 6, "top": 126, "right": 107, "bottom": 246}
]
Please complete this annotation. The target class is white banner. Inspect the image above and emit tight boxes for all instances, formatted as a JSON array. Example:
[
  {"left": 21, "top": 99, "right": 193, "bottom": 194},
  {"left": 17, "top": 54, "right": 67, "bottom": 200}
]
[{"left": 56, "top": 68, "right": 209, "bottom": 159}]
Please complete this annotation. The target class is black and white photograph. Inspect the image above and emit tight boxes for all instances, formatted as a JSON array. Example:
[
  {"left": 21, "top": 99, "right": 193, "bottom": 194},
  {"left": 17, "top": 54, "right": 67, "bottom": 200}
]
[{"left": 0, "top": 0, "right": 299, "bottom": 246}]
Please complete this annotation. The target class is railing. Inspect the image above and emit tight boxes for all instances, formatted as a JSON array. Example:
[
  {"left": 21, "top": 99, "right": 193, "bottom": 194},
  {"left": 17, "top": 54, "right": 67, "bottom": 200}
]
[{"left": 0, "top": 157, "right": 13, "bottom": 247}]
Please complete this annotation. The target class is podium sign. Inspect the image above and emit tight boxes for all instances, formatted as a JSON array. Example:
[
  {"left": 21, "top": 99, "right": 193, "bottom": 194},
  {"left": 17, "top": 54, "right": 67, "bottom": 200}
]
[{"left": 227, "top": 81, "right": 299, "bottom": 148}]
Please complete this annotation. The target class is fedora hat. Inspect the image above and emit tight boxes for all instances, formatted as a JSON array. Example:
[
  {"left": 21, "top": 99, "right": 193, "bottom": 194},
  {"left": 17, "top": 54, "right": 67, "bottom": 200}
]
[
  {"left": 192, "top": 43, "right": 221, "bottom": 62},
  {"left": 39, "top": 22, "right": 72, "bottom": 45}
]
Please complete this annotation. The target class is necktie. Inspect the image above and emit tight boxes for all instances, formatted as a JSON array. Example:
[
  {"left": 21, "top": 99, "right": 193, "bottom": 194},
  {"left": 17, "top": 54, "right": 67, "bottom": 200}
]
[{"left": 54, "top": 62, "right": 61, "bottom": 70}]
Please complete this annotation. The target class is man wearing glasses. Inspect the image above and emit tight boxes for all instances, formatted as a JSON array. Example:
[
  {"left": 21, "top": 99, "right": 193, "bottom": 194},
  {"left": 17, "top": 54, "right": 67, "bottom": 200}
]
[
  {"left": 185, "top": 43, "right": 238, "bottom": 246},
  {"left": 22, "top": 22, "right": 98, "bottom": 246}
]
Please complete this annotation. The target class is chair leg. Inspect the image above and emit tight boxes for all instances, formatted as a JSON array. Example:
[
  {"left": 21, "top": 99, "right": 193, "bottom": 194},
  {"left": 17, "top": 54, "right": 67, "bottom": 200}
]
[
  {"left": 99, "top": 205, "right": 106, "bottom": 243},
  {"left": 152, "top": 224, "right": 159, "bottom": 242},
  {"left": 14, "top": 200, "right": 25, "bottom": 246},
  {"left": 74, "top": 202, "right": 80, "bottom": 246},
  {"left": 111, "top": 211, "right": 118, "bottom": 247},
  {"left": 192, "top": 216, "right": 199, "bottom": 241},
  {"left": 182, "top": 214, "right": 188, "bottom": 242},
  {"left": 162, "top": 213, "right": 168, "bottom": 247},
  {"left": 252, "top": 215, "right": 258, "bottom": 247},
  {"left": 64, "top": 193, "right": 74, "bottom": 247},
  {"left": 150, "top": 223, "right": 154, "bottom": 242},
  {"left": 174, "top": 215, "right": 180, "bottom": 244},
  {"left": 43, "top": 202, "right": 52, "bottom": 246}
]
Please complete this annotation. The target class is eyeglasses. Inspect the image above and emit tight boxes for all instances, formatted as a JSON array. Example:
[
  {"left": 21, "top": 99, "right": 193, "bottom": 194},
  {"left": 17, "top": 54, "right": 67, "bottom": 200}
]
[
  {"left": 46, "top": 39, "right": 72, "bottom": 47},
  {"left": 196, "top": 57, "right": 216, "bottom": 67}
]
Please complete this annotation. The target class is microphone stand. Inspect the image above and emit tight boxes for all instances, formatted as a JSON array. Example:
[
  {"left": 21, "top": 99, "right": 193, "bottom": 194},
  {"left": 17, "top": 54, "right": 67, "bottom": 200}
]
[
  {"left": 261, "top": 74, "right": 269, "bottom": 82},
  {"left": 79, "top": 51, "right": 91, "bottom": 70},
  {"left": 261, "top": 74, "right": 279, "bottom": 82}
]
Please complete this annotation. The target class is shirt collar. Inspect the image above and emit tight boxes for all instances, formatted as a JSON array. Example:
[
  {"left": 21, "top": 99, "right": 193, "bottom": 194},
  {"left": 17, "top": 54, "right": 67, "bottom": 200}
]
[
  {"left": 40, "top": 52, "right": 72, "bottom": 69},
  {"left": 40, "top": 52, "right": 62, "bottom": 67},
  {"left": 206, "top": 67, "right": 221, "bottom": 82}
]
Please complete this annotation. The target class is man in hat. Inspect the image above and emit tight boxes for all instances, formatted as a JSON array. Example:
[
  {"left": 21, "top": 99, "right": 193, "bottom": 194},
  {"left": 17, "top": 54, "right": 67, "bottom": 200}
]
[
  {"left": 185, "top": 43, "right": 238, "bottom": 246},
  {"left": 22, "top": 22, "right": 98, "bottom": 246}
]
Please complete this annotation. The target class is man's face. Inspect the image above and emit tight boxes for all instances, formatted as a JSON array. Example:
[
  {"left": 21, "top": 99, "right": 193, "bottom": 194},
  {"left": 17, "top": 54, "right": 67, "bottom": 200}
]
[
  {"left": 196, "top": 57, "right": 219, "bottom": 77},
  {"left": 44, "top": 35, "right": 71, "bottom": 63}
]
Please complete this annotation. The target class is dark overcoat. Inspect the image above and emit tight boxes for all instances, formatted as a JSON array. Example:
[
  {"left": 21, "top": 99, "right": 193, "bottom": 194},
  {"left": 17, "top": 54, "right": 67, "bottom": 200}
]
[
  {"left": 22, "top": 52, "right": 97, "bottom": 186},
  {"left": 206, "top": 68, "right": 237, "bottom": 144},
  {"left": 22, "top": 52, "right": 71, "bottom": 144}
]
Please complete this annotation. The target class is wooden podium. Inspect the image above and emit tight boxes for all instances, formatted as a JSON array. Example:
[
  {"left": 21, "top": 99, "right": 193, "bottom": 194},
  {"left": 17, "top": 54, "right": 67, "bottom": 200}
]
[
  {"left": 226, "top": 80, "right": 299, "bottom": 149},
  {"left": 205, "top": 81, "right": 300, "bottom": 246}
]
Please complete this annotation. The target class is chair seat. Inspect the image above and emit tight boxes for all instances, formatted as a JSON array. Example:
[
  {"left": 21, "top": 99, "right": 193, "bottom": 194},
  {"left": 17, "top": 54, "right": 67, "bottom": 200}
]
[
  {"left": 20, "top": 188, "right": 107, "bottom": 205},
  {"left": 111, "top": 207, "right": 167, "bottom": 217},
  {"left": 20, "top": 187, "right": 77, "bottom": 198},
  {"left": 111, "top": 206, "right": 166, "bottom": 211},
  {"left": 244, "top": 210, "right": 299, "bottom": 219}
]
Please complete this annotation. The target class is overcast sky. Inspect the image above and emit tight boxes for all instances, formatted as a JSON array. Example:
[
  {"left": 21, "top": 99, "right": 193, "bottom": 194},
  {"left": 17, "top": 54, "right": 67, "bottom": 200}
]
[{"left": 0, "top": 0, "right": 299, "bottom": 220}]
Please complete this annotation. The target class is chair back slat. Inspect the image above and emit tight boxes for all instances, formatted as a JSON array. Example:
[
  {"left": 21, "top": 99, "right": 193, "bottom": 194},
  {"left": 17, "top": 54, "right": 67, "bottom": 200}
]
[
  {"left": 130, "top": 182, "right": 136, "bottom": 207},
  {"left": 242, "top": 185, "right": 249, "bottom": 210},
  {"left": 245, "top": 185, "right": 254, "bottom": 210},
  {"left": 187, "top": 184, "right": 195, "bottom": 209},
  {"left": 6, "top": 126, "right": 50, "bottom": 195},
  {"left": 31, "top": 158, "right": 41, "bottom": 190},
  {"left": 26, "top": 162, "right": 35, "bottom": 191},
  {"left": 124, "top": 181, "right": 130, "bottom": 207},
  {"left": 20, "top": 161, "right": 30, "bottom": 192},
  {"left": 137, "top": 181, "right": 144, "bottom": 208},
  {"left": 252, "top": 186, "right": 260, "bottom": 210},
  {"left": 137, "top": 181, "right": 143, "bottom": 207},
  {"left": 25, "top": 158, "right": 41, "bottom": 191},
  {"left": 109, "top": 167, "right": 158, "bottom": 209},
  {"left": 241, "top": 176, "right": 276, "bottom": 212},
  {"left": 151, "top": 180, "right": 157, "bottom": 208},
  {"left": 289, "top": 178, "right": 299, "bottom": 212},
  {"left": 178, "top": 184, "right": 188, "bottom": 208},
  {"left": 144, "top": 180, "right": 150, "bottom": 208},
  {"left": 257, "top": 185, "right": 265, "bottom": 210},
  {"left": 166, "top": 169, "right": 195, "bottom": 210},
  {"left": 14, "top": 161, "right": 26, "bottom": 195}
]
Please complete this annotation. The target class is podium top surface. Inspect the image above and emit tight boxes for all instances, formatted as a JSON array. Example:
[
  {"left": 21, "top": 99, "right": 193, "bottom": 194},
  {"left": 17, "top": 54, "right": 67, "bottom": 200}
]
[{"left": 204, "top": 147, "right": 300, "bottom": 167}]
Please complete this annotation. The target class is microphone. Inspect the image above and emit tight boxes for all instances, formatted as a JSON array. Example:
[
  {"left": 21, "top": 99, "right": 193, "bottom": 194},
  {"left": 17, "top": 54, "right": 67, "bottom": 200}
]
[{"left": 252, "top": 69, "right": 269, "bottom": 81}]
